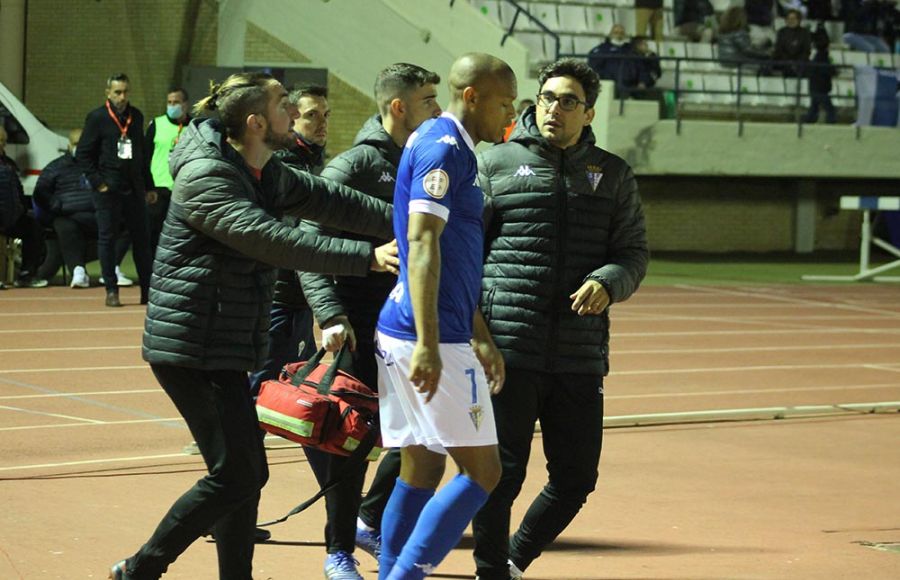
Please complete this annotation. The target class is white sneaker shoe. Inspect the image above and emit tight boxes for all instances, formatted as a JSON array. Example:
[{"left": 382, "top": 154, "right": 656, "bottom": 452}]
[
  {"left": 100, "top": 266, "right": 134, "bottom": 287},
  {"left": 475, "top": 560, "right": 524, "bottom": 580},
  {"left": 70, "top": 265, "right": 89, "bottom": 288}
]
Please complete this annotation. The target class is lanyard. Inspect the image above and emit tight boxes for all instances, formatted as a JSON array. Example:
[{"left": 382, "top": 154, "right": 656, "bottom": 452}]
[{"left": 105, "top": 100, "right": 133, "bottom": 138}]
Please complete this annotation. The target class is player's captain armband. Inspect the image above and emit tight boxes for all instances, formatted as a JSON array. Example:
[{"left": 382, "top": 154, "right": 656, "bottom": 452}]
[{"left": 423, "top": 169, "right": 449, "bottom": 199}]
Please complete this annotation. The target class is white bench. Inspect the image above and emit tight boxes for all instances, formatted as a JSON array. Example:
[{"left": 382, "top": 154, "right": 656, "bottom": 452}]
[{"left": 802, "top": 196, "right": 900, "bottom": 282}]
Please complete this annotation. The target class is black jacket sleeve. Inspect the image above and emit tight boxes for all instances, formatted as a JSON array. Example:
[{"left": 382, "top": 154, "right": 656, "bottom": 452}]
[
  {"left": 145, "top": 119, "right": 156, "bottom": 186},
  {"left": 76, "top": 110, "right": 103, "bottom": 190},
  {"left": 33, "top": 157, "right": 61, "bottom": 213}
]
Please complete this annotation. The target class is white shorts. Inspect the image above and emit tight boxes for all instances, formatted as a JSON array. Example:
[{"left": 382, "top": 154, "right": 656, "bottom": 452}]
[{"left": 375, "top": 331, "right": 497, "bottom": 454}]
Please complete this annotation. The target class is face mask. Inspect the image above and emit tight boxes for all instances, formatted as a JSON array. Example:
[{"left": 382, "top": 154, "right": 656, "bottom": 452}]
[
  {"left": 167, "top": 104, "right": 184, "bottom": 119},
  {"left": 610, "top": 38, "right": 626, "bottom": 46}
]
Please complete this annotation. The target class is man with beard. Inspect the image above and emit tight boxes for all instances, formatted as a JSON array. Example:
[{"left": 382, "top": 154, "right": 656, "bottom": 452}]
[
  {"left": 298, "top": 63, "right": 442, "bottom": 579},
  {"left": 76, "top": 73, "right": 154, "bottom": 306},
  {"left": 108, "top": 71, "right": 398, "bottom": 580},
  {"left": 472, "top": 59, "right": 648, "bottom": 580}
]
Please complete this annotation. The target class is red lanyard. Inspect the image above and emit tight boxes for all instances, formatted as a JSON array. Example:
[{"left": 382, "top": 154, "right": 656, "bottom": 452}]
[{"left": 105, "top": 100, "right": 133, "bottom": 138}]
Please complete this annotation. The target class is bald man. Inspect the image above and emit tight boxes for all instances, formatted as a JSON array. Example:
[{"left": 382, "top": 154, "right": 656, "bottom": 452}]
[{"left": 374, "top": 53, "right": 516, "bottom": 580}]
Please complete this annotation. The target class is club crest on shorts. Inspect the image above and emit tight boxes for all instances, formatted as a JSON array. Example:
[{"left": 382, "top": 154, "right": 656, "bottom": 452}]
[
  {"left": 422, "top": 169, "right": 449, "bottom": 199},
  {"left": 468, "top": 404, "right": 484, "bottom": 430}
]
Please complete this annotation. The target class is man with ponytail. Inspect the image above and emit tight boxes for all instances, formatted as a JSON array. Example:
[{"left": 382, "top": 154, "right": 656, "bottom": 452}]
[{"left": 108, "top": 72, "right": 399, "bottom": 580}]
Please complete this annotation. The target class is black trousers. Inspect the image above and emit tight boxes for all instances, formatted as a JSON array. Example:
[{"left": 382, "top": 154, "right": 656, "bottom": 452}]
[
  {"left": 91, "top": 190, "right": 152, "bottom": 293},
  {"left": 472, "top": 368, "right": 604, "bottom": 579},
  {"left": 52, "top": 212, "right": 129, "bottom": 273},
  {"left": 126, "top": 364, "right": 269, "bottom": 580},
  {"left": 1, "top": 212, "right": 44, "bottom": 276},
  {"left": 803, "top": 91, "right": 837, "bottom": 124},
  {"left": 147, "top": 187, "right": 171, "bottom": 260}
]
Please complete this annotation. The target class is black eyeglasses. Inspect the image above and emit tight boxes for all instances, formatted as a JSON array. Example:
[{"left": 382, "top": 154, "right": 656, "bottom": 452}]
[{"left": 536, "top": 91, "right": 587, "bottom": 112}]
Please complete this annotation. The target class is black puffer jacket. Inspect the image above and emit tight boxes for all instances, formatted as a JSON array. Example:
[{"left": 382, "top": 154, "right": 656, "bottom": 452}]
[
  {"left": 142, "top": 118, "right": 392, "bottom": 371},
  {"left": 33, "top": 153, "right": 95, "bottom": 217},
  {"left": 271, "top": 134, "right": 326, "bottom": 310},
  {"left": 477, "top": 108, "right": 648, "bottom": 376},
  {"left": 300, "top": 115, "right": 400, "bottom": 336}
]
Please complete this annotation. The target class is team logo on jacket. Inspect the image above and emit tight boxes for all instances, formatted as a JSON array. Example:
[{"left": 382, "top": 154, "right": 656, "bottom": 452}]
[
  {"left": 514, "top": 164, "right": 535, "bottom": 177},
  {"left": 586, "top": 164, "right": 603, "bottom": 190},
  {"left": 422, "top": 169, "right": 449, "bottom": 199},
  {"left": 378, "top": 171, "right": 394, "bottom": 183}
]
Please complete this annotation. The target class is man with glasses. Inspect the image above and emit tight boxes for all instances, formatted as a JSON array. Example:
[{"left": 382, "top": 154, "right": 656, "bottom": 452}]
[{"left": 472, "top": 59, "right": 648, "bottom": 580}]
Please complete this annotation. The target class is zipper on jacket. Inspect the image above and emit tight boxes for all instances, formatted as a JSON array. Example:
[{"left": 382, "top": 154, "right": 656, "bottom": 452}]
[{"left": 545, "top": 148, "right": 567, "bottom": 371}]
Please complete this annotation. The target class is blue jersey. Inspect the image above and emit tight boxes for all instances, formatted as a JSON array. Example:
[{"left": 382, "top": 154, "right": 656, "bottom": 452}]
[{"left": 377, "top": 113, "right": 483, "bottom": 344}]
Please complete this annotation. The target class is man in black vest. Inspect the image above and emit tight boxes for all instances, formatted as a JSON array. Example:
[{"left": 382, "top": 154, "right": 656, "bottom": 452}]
[
  {"left": 472, "top": 59, "right": 649, "bottom": 580},
  {"left": 77, "top": 73, "right": 154, "bottom": 307}
]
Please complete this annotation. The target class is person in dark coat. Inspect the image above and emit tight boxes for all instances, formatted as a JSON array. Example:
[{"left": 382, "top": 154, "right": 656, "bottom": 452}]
[
  {"left": 107, "top": 71, "right": 398, "bottom": 580},
  {"left": 588, "top": 24, "right": 635, "bottom": 98},
  {"left": 803, "top": 23, "right": 838, "bottom": 124},
  {"left": 773, "top": 9, "right": 813, "bottom": 76},
  {"left": 472, "top": 59, "right": 648, "bottom": 580},
  {"left": 0, "top": 126, "right": 46, "bottom": 288},
  {"left": 298, "top": 62, "right": 442, "bottom": 580}
]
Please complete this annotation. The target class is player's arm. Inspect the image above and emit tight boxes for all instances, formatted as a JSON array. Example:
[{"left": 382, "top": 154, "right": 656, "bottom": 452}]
[
  {"left": 408, "top": 212, "right": 445, "bottom": 403},
  {"left": 472, "top": 309, "right": 505, "bottom": 395}
]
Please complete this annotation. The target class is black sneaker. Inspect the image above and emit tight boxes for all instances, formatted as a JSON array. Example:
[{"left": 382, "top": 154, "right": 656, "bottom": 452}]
[{"left": 14, "top": 276, "right": 48, "bottom": 288}]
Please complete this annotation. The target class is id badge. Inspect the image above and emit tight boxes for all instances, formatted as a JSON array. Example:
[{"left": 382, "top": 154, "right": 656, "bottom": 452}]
[{"left": 117, "top": 137, "right": 133, "bottom": 160}]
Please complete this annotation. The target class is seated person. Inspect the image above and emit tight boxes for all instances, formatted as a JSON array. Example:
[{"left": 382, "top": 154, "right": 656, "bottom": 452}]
[
  {"left": 674, "top": 0, "right": 716, "bottom": 42},
  {"left": 0, "top": 128, "right": 46, "bottom": 288},
  {"left": 32, "top": 129, "right": 129, "bottom": 288},
  {"left": 626, "top": 36, "right": 662, "bottom": 98},
  {"left": 718, "top": 6, "right": 773, "bottom": 70},
  {"left": 588, "top": 24, "right": 634, "bottom": 96},
  {"left": 773, "top": 9, "right": 812, "bottom": 77}
]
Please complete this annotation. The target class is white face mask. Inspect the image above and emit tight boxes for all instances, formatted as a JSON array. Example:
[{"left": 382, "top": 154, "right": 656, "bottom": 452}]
[{"left": 610, "top": 38, "right": 626, "bottom": 46}]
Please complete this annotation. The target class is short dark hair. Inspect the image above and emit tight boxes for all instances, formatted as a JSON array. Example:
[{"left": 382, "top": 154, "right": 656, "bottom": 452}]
[
  {"left": 374, "top": 63, "right": 441, "bottom": 116},
  {"left": 537, "top": 58, "right": 600, "bottom": 108},
  {"left": 194, "top": 71, "right": 277, "bottom": 139},
  {"left": 289, "top": 85, "right": 328, "bottom": 105},
  {"left": 107, "top": 73, "right": 130, "bottom": 87},
  {"left": 168, "top": 86, "right": 189, "bottom": 101}
]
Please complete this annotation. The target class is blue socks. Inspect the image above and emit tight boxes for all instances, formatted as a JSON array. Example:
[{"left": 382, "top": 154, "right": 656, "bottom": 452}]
[
  {"left": 379, "top": 478, "right": 434, "bottom": 580},
  {"left": 385, "top": 474, "right": 489, "bottom": 580}
]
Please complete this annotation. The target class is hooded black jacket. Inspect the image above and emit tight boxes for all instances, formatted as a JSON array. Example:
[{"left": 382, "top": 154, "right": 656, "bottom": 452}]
[
  {"left": 477, "top": 108, "right": 648, "bottom": 376},
  {"left": 299, "top": 115, "right": 400, "bottom": 337},
  {"left": 141, "top": 118, "right": 392, "bottom": 371}
]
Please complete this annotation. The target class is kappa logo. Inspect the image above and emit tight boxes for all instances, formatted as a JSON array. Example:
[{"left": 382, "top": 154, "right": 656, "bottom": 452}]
[
  {"left": 378, "top": 171, "right": 394, "bottom": 183},
  {"left": 514, "top": 164, "right": 536, "bottom": 177},
  {"left": 436, "top": 134, "right": 459, "bottom": 149},
  {"left": 414, "top": 563, "right": 437, "bottom": 575}
]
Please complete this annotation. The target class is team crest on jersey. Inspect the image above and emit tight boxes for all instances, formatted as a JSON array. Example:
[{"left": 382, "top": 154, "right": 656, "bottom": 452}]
[
  {"left": 423, "top": 169, "right": 450, "bottom": 199},
  {"left": 468, "top": 405, "right": 484, "bottom": 430},
  {"left": 436, "top": 134, "right": 459, "bottom": 149},
  {"left": 586, "top": 164, "right": 603, "bottom": 190}
]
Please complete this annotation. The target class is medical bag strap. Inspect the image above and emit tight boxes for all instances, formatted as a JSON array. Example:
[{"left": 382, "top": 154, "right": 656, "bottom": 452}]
[
  {"left": 255, "top": 421, "right": 381, "bottom": 527},
  {"left": 289, "top": 344, "right": 349, "bottom": 396}
]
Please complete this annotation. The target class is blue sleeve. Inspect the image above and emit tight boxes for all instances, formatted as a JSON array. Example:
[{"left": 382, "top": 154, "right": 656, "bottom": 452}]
[{"left": 407, "top": 133, "right": 466, "bottom": 222}]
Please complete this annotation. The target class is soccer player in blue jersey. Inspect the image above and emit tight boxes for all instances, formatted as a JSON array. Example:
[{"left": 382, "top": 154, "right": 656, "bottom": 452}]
[{"left": 374, "top": 53, "right": 517, "bottom": 580}]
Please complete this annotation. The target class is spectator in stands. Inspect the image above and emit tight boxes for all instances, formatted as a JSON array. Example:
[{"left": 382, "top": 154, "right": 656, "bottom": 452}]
[
  {"left": 630, "top": 36, "right": 662, "bottom": 95},
  {"left": 842, "top": 0, "right": 894, "bottom": 52},
  {"left": 635, "top": 0, "right": 665, "bottom": 42},
  {"left": 145, "top": 87, "right": 190, "bottom": 258},
  {"left": 299, "top": 61, "right": 441, "bottom": 580},
  {"left": 588, "top": 24, "right": 635, "bottom": 97},
  {"left": 674, "top": 0, "right": 716, "bottom": 42},
  {"left": 0, "top": 127, "right": 47, "bottom": 288},
  {"left": 802, "top": 23, "right": 838, "bottom": 124},
  {"left": 773, "top": 9, "right": 812, "bottom": 76},
  {"left": 504, "top": 98, "right": 535, "bottom": 141},
  {"left": 76, "top": 73, "right": 154, "bottom": 307},
  {"left": 747, "top": 0, "right": 777, "bottom": 49},
  {"left": 718, "top": 7, "right": 773, "bottom": 71},
  {"left": 32, "top": 129, "right": 130, "bottom": 288}
]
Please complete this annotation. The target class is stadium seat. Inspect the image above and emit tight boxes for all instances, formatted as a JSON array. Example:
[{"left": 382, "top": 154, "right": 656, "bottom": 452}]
[
  {"left": 558, "top": 33, "right": 576, "bottom": 55},
  {"left": 615, "top": 7, "right": 637, "bottom": 36},
  {"left": 684, "top": 42, "right": 717, "bottom": 71},
  {"left": 839, "top": 50, "right": 870, "bottom": 67},
  {"left": 469, "top": 0, "right": 505, "bottom": 27},
  {"left": 757, "top": 76, "right": 790, "bottom": 106},
  {"left": 515, "top": 31, "right": 554, "bottom": 62},
  {"left": 558, "top": 3, "right": 588, "bottom": 32},
  {"left": 703, "top": 74, "right": 736, "bottom": 105},
  {"left": 585, "top": 6, "right": 616, "bottom": 34},
  {"left": 573, "top": 34, "right": 599, "bottom": 55},
  {"left": 678, "top": 73, "right": 706, "bottom": 103}
]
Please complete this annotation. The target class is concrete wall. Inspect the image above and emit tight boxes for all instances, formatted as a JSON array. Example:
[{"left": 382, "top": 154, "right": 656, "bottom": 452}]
[{"left": 26, "top": 0, "right": 218, "bottom": 131}]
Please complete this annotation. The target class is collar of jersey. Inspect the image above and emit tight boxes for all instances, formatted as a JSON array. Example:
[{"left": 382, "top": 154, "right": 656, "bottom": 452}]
[{"left": 439, "top": 112, "right": 476, "bottom": 153}]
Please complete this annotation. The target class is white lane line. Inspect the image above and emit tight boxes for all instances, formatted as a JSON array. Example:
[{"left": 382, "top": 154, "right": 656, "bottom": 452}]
[
  {"left": 610, "top": 362, "right": 900, "bottom": 376},
  {"left": 0, "top": 416, "right": 183, "bottom": 432},
  {"left": 0, "top": 452, "right": 193, "bottom": 472},
  {"left": 0, "top": 405, "right": 103, "bottom": 424},
  {"left": 614, "top": 328, "right": 900, "bottom": 337},
  {"left": 0, "top": 310, "right": 143, "bottom": 317},
  {"left": 677, "top": 284, "right": 900, "bottom": 319},
  {"left": 616, "top": 343, "right": 900, "bottom": 355},
  {"left": 0, "top": 327, "right": 143, "bottom": 334},
  {"left": 0, "top": 346, "right": 139, "bottom": 353},
  {"left": 0, "top": 389, "right": 160, "bottom": 400},
  {"left": 863, "top": 365, "right": 900, "bottom": 375},
  {"left": 0, "top": 365, "right": 147, "bottom": 374},
  {"left": 616, "top": 313, "right": 889, "bottom": 321},
  {"left": 606, "top": 382, "right": 900, "bottom": 400}
]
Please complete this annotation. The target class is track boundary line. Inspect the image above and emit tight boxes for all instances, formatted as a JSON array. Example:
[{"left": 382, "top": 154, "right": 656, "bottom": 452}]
[
  {"left": 0, "top": 404, "right": 103, "bottom": 423},
  {"left": 0, "top": 310, "right": 144, "bottom": 317},
  {"left": 0, "top": 327, "right": 143, "bottom": 334},
  {"left": 614, "top": 328, "right": 900, "bottom": 337},
  {"left": 607, "top": 381, "right": 900, "bottom": 399},
  {"left": 611, "top": 362, "right": 900, "bottom": 376},
  {"left": 0, "top": 346, "right": 139, "bottom": 353},
  {"left": 0, "top": 365, "right": 147, "bottom": 374},
  {"left": 0, "top": 389, "right": 160, "bottom": 400},
  {"left": 863, "top": 364, "right": 900, "bottom": 374},
  {"left": 616, "top": 343, "right": 900, "bottom": 355},
  {"left": 0, "top": 416, "right": 184, "bottom": 432}
]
